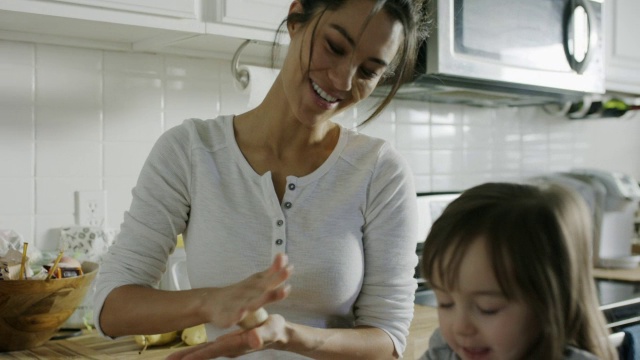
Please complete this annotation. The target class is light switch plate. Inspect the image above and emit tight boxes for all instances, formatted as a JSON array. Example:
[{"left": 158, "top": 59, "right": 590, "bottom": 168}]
[{"left": 75, "top": 190, "right": 107, "bottom": 226}]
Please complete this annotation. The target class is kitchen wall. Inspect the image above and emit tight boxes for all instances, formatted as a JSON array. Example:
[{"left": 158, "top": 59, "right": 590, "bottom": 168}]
[{"left": 1, "top": 39, "right": 639, "bottom": 251}]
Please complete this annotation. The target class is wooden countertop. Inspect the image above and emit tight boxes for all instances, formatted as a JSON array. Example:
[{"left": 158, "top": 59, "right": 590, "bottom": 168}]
[
  {"left": 405, "top": 304, "right": 439, "bottom": 359},
  {"left": 1, "top": 305, "right": 439, "bottom": 360},
  {"left": 593, "top": 265, "right": 640, "bottom": 282}
]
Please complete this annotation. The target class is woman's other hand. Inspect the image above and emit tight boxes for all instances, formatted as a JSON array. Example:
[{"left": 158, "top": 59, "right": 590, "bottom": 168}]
[
  {"left": 166, "top": 314, "right": 289, "bottom": 360},
  {"left": 202, "top": 252, "right": 292, "bottom": 329}
]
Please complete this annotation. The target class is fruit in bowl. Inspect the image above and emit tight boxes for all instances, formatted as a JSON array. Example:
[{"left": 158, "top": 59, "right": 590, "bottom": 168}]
[{"left": 0, "top": 261, "right": 98, "bottom": 351}]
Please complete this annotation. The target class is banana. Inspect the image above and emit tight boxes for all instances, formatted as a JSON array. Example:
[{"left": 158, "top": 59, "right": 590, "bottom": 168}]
[
  {"left": 134, "top": 331, "right": 178, "bottom": 353},
  {"left": 181, "top": 323, "right": 207, "bottom": 346},
  {"left": 238, "top": 307, "right": 269, "bottom": 329}
]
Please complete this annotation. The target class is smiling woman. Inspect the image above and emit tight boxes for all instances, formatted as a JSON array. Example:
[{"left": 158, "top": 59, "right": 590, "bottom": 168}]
[{"left": 93, "top": 1, "right": 430, "bottom": 359}]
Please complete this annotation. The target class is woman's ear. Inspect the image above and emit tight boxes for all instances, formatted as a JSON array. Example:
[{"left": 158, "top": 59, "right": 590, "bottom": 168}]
[{"left": 287, "top": 0, "right": 303, "bottom": 34}]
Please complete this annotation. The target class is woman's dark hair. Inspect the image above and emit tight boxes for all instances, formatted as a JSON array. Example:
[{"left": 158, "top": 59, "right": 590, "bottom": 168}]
[{"left": 273, "top": 0, "right": 430, "bottom": 125}]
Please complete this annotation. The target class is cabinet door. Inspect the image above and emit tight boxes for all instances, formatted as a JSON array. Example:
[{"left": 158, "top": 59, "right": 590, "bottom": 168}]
[
  {"left": 53, "top": 0, "right": 197, "bottom": 19},
  {"left": 605, "top": 0, "right": 640, "bottom": 94},
  {"left": 217, "top": 0, "right": 288, "bottom": 31}
]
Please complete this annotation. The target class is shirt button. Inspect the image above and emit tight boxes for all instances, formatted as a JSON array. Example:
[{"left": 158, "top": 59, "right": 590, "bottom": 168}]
[
  {"left": 284, "top": 202, "right": 292, "bottom": 209},
  {"left": 275, "top": 239, "right": 283, "bottom": 245},
  {"left": 276, "top": 220, "right": 284, "bottom": 226},
  {"left": 288, "top": 183, "right": 296, "bottom": 190}
]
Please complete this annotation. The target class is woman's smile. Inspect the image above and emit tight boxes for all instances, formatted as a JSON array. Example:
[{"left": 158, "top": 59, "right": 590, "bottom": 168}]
[{"left": 310, "top": 80, "right": 340, "bottom": 110}]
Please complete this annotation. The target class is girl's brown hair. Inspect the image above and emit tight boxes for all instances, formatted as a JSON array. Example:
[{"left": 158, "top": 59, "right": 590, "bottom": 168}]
[
  {"left": 421, "top": 182, "right": 617, "bottom": 360},
  {"left": 273, "top": 0, "right": 430, "bottom": 125}
]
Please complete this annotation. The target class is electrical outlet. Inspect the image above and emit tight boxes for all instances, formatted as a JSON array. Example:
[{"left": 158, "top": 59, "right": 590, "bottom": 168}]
[{"left": 75, "top": 190, "right": 107, "bottom": 226}]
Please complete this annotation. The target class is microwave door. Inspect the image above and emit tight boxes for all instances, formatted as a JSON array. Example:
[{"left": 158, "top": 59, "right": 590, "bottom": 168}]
[
  {"left": 427, "top": 0, "right": 604, "bottom": 94},
  {"left": 563, "top": 0, "right": 599, "bottom": 74}
]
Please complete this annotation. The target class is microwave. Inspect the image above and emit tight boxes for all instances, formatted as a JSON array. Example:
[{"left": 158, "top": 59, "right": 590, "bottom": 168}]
[{"left": 388, "top": 0, "right": 605, "bottom": 107}]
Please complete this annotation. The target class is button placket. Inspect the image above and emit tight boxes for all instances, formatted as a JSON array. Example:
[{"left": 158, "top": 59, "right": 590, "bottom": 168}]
[
  {"left": 273, "top": 179, "right": 297, "bottom": 256},
  {"left": 272, "top": 211, "right": 287, "bottom": 256}
]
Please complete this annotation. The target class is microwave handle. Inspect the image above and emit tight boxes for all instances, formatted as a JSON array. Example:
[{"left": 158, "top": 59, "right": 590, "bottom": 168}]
[{"left": 563, "top": 0, "right": 597, "bottom": 74}]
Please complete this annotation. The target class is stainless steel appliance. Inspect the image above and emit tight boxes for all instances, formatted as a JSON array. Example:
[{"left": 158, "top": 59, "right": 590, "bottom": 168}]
[
  {"left": 537, "top": 169, "right": 640, "bottom": 269},
  {"left": 380, "top": 0, "right": 605, "bottom": 107}
]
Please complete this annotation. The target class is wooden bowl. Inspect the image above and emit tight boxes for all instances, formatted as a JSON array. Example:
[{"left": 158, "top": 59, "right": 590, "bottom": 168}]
[{"left": 0, "top": 261, "right": 98, "bottom": 351}]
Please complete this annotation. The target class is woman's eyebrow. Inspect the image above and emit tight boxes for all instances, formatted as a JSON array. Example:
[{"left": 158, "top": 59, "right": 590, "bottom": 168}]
[{"left": 329, "top": 23, "right": 389, "bottom": 66}]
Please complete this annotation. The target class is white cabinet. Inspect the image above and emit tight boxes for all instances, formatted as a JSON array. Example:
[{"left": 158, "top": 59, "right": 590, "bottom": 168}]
[
  {"left": 605, "top": 0, "right": 640, "bottom": 94},
  {"left": 211, "top": 0, "right": 289, "bottom": 32},
  {"left": 52, "top": 0, "right": 198, "bottom": 19},
  {"left": 0, "top": 0, "right": 289, "bottom": 58}
]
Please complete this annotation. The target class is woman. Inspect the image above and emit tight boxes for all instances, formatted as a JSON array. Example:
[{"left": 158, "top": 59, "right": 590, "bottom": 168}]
[
  {"left": 420, "top": 182, "right": 617, "bottom": 360},
  {"left": 94, "top": 0, "right": 428, "bottom": 359}
]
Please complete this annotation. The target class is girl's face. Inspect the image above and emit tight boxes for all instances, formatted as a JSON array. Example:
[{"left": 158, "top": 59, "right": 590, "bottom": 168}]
[
  {"left": 431, "top": 237, "right": 541, "bottom": 360},
  {"left": 281, "top": 0, "right": 403, "bottom": 128}
]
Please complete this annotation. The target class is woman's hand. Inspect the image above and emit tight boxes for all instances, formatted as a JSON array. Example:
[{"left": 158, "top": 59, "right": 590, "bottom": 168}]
[
  {"left": 201, "top": 252, "right": 293, "bottom": 329},
  {"left": 166, "top": 314, "right": 289, "bottom": 360}
]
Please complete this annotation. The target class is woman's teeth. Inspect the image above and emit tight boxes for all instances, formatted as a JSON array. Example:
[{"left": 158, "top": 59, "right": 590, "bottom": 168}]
[{"left": 312, "top": 82, "right": 338, "bottom": 103}]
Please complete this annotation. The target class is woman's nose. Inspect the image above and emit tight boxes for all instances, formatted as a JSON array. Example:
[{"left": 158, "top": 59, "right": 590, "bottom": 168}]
[{"left": 328, "top": 59, "right": 355, "bottom": 92}]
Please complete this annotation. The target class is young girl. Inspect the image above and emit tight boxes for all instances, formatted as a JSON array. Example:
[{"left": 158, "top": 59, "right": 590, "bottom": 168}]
[{"left": 420, "top": 182, "right": 617, "bottom": 360}]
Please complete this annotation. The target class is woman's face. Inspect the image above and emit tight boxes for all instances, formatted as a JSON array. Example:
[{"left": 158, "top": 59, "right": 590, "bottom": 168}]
[
  {"left": 431, "top": 237, "right": 541, "bottom": 360},
  {"left": 281, "top": 0, "right": 403, "bottom": 128}
]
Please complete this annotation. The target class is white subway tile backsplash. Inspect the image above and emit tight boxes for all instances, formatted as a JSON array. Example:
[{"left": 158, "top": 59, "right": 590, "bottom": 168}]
[
  {"left": 0, "top": 178, "right": 33, "bottom": 215},
  {"left": 35, "top": 45, "right": 102, "bottom": 142},
  {"left": 0, "top": 41, "right": 34, "bottom": 145},
  {"left": 521, "top": 151, "right": 550, "bottom": 176},
  {"left": 400, "top": 150, "right": 431, "bottom": 176},
  {"left": 463, "top": 106, "right": 494, "bottom": 126},
  {"left": 463, "top": 124, "right": 494, "bottom": 149},
  {"left": 493, "top": 150, "right": 522, "bottom": 172},
  {"left": 394, "top": 99, "right": 430, "bottom": 124},
  {"left": 104, "top": 141, "right": 153, "bottom": 178},
  {"left": 432, "top": 175, "right": 468, "bottom": 192},
  {"left": 104, "top": 177, "right": 138, "bottom": 229},
  {"left": 0, "top": 105, "right": 34, "bottom": 144},
  {"left": 432, "top": 149, "right": 464, "bottom": 174},
  {"left": 358, "top": 109, "right": 396, "bottom": 146},
  {"left": 35, "top": 214, "right": 75, "bottom": 250},
  {"left": 463, "top": 149, "right": 493, "bottom": 173},
  {"left": 413, "top": 175, "right": 432, "bottom": 193},
  {"left": 0, "top": 41, "right": 34, "bottom": 101},
  {"left": 0, "top": 216, "right": 33, "bottom": 244},
  {"left": 164, "top": 56, "right": 221, "bottom": 130},
  {"left": 36, "top": 177, "right": 101, "bottom": 215},
  {"left": 396, "top": 123, "right": 430, "bottom": 150},
  {"left": 103, "top": 52, "right": 163, "bottom": 142},
  {"left": 430, "top": 102, "right": 463, "bottom": 125},
  {"left": 0, "top": 141, "right": 33, "bottom": 177},
  {"left": 36, "top": 141, "right": 101, "bottom": 177},
  {"left": 431, "top": 124, "right": 464, "bottom": 150},
  {"left": 1, "top": 39, "right": 635, "bottom": 250}
]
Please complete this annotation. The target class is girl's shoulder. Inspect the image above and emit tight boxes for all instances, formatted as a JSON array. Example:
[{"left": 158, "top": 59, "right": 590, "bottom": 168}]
[{"left": 564, "top": 346, "right": 600, "bottom": 360}]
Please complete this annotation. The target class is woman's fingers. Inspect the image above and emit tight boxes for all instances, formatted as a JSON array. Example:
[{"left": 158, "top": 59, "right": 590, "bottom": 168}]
[
  {"left": 266, "top": 253, "right": 293, "bottom": 284},
  {"left": 166, "top": 328, "right": 263, "bottom": 360},
  {"left": 246, "top": 253, "right": 293, "bottom": 308}
]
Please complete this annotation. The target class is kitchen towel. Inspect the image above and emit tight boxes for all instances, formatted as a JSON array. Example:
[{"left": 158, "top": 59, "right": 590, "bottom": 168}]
[
  {"left": 59, "top": 226, "right": 117, "bottom": 262},
  {"left": 235, "top": 65, "right": 279, "bottom": 109}
]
